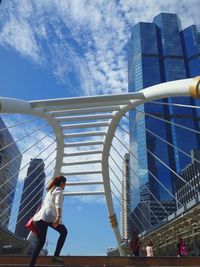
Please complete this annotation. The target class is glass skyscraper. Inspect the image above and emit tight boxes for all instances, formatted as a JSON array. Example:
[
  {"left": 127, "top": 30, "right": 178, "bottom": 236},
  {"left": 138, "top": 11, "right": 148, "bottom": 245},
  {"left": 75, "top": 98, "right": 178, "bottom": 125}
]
[
  {"left": 0, "top": 117, "right": 22, "bottom": 227},
  {"left": 15, "top": 158, "right": 46, "bottom": 238},
  {"left": 128, "top": 13, "right": 200, "bottom": 215}
]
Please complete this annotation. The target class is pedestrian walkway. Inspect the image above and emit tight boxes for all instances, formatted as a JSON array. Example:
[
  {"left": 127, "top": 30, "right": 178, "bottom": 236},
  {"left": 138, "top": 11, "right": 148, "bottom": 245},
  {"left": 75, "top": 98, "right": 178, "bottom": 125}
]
[
  {"left": 1, "top": 77, "right": 200, "bottom": 256},
  {"left": 1, "top": 255, "right": 200, "bottom": 266}
]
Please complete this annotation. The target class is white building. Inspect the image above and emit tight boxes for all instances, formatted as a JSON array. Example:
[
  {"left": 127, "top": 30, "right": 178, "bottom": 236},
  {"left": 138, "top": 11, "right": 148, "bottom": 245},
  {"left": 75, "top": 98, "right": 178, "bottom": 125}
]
[{"left": 121, "top": 153, "right": 132, "bottom": 241}]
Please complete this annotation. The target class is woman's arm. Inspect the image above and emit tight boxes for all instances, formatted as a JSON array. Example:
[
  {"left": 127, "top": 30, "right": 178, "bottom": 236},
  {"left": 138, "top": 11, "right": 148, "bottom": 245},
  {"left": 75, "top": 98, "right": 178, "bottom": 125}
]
[
  {"left": 53, "top": 188, "right": 64, "bottom": 228},
  {"left": 53, "top": 207, "right": 62, "bottom": 228}
]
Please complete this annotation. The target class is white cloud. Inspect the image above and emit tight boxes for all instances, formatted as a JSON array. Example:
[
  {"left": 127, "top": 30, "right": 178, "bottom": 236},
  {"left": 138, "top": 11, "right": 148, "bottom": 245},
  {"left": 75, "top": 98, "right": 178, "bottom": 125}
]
[
  {"left": 0, "top": 16, "right": 40, "bottom": 62},
  {"left": 1, "top": 0, "right": 199, "bottom": 96},
  {"left": 0, "top": 0, "right": 199, "bottom": 212}
]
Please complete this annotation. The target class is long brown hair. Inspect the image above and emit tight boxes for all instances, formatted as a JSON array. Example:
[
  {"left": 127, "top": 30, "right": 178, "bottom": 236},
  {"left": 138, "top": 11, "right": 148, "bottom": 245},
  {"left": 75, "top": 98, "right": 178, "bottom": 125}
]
[{"left": 47, "top": 175, "right": 66, "bottom": 191}]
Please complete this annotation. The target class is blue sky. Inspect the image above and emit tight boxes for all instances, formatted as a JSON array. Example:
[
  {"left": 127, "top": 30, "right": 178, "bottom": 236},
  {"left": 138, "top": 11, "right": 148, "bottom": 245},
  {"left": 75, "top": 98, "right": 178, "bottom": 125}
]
[{"left": 0, "top": 0, "right": 200, "bottom": 256}]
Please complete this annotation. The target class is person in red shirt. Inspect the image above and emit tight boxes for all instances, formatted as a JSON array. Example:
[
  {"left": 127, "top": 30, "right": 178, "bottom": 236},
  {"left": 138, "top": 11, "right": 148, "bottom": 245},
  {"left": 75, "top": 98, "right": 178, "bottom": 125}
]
[
  {"left": 177, "top": 237, "right": 188, "bottom": 257},
  {"left": 130, "top": 231, "right": 142, "bottom": 256}
]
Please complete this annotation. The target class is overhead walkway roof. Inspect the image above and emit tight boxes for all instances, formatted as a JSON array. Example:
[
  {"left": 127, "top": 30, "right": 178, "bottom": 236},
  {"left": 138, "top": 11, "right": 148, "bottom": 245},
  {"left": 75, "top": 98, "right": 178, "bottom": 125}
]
[{"left": 0, "top": 77, "right": 200, "bottom": 255}]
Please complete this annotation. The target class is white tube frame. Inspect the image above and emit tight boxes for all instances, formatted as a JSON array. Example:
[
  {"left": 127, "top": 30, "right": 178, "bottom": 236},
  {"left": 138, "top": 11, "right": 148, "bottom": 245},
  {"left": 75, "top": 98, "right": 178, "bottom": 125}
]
[{"left": 0, "top": 77, "right": 199, "bottom": 255}]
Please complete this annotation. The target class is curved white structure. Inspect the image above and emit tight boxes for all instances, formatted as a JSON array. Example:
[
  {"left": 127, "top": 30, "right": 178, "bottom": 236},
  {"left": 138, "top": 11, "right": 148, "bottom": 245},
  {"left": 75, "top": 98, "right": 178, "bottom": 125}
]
[{"left": 0, "top": 77, "right": 199, "bottom": 255}]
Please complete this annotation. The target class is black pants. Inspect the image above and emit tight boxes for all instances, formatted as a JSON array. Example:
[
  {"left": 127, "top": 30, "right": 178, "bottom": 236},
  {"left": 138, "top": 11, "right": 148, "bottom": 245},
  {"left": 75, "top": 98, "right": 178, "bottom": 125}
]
[
  {"left": 29, "top": 220, "right": 68, "bottom": 267},
  {"left": 132, "top": 250, "right": 139, "bottom": 256}
]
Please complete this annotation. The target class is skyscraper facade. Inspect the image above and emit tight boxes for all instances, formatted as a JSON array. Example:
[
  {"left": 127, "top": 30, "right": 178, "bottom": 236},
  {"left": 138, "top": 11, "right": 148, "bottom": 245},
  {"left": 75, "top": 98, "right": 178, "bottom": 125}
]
[
  {"left": 128, "top": 13, "right": 200, "bottom": 226},
  {"left": 0, "top": 117, "right": 22, "bottom": 227},
  {"left": 15, "top": 158, "right": 46, "bottom": 238},
  {"left": 130, "top": 182, "right": 176, "bottom": 233},
  {"left": 176, "top": 150, "right": 200, "bottom": 208}
]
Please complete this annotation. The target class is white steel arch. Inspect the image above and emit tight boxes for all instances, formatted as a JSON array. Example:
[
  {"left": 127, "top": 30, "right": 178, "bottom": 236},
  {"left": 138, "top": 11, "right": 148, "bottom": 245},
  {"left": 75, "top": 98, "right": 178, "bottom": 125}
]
[{"left": 0, "top": 77, "right": 199, "bottom": 255}]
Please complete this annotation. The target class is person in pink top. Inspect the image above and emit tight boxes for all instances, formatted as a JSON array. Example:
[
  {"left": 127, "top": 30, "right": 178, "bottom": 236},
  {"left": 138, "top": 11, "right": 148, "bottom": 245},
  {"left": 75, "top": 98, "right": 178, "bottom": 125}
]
[
  {"left": 146, "top": 240, "right": 154, "bottom": 257},
  {"left": 177, "top": 236, "right": 188, "bottom": 257}
]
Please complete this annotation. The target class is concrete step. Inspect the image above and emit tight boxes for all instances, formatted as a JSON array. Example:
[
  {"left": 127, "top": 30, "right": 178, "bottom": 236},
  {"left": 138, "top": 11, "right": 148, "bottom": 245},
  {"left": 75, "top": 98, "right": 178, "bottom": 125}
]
[
  {"left": 1, "top": 256, "right": 200, "bottom": 266},
  {"left": 0, "top": 266, "right": 62, "bottom": 267}
]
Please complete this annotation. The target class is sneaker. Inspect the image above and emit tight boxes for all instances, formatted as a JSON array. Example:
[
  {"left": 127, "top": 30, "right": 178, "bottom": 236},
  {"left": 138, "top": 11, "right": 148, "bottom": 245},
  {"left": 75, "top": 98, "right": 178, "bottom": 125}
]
[{"left": 52, "top": 256, "right": 64, "bottom": 264}]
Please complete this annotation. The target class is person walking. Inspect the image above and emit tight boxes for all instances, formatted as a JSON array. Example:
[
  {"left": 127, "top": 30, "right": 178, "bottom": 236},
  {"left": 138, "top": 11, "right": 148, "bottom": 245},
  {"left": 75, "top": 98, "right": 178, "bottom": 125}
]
[
  {"left": 130, "top": 231, "right": 142, "bottom": 256},
  {"left": 146, "top": 240, "right": 154, "bottom": 257},
  {"left": 177, "top": 236, "right": 188, "bottom": 257},
  {"left": 28, "top": 175, "right": 68, "bottom": 267}
]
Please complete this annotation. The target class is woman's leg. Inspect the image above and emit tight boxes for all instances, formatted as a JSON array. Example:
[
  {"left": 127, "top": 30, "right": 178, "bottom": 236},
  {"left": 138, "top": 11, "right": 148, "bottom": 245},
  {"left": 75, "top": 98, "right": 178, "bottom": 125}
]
[
  {"left": 50, "top": 224, "right": 68, "bottom": 256},
  {"left": 29, "top": 220, "right": 48, "bottom": 267}
]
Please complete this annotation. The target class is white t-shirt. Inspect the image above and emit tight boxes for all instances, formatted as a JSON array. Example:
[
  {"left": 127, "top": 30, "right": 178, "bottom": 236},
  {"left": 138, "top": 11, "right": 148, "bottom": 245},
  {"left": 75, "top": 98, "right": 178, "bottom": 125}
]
[
  {"left": 146, "top": 245, "right": 153, "bottom": 257},
  {"left": 33, "top": 187, "right": 64, "bottom": 223}
]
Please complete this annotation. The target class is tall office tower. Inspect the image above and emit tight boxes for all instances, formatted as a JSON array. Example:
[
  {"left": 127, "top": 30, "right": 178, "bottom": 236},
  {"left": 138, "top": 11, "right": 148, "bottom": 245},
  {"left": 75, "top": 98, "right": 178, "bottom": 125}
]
[
  {"left": 121, "top": 153, "right": 132, "bottom": 241},
  {"left": 176, "top": 150, "right": 200, "bottom": 208},
  {"left": 128, "top": 13, "right": 200, "bottom": 230},
  {"left": 0, "top": 117, "right": 22, "bottom": 227},
  {"left": 15, "top": 158, "right": 46, "bottom": 238},
  {"left": 131, "top": 183, "right": 176, "bottom": 233},
  {"left": 181, "top": 25, "right": 200, "bottom": 122},
  {"left": 128, "top": 13, "right": 200, "bottom": 200}
]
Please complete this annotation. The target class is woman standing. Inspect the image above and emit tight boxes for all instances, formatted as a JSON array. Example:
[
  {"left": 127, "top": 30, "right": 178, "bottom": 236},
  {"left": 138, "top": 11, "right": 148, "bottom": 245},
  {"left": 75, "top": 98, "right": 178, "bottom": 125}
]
[
  {"left": 177, "top": 237, "right": 188, "bottom": 257},
  {"left": 29, "top": 176, "right": 68, "bottom": 267},
  {"left": 146, "top": 240, "right": 154, "bottom": 257}
]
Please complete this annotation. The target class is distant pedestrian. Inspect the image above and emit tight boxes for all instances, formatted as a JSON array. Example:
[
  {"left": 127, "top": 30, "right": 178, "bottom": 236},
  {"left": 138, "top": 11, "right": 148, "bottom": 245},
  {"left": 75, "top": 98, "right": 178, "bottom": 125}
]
[
  {"left": 28, "top": 175, "right": 68, "bottom": 267},
  {"left": 130, "top": 231, "right": 142, "bottom": 256},
  {"left": 146, "top": 240, "right": 154, "bottom": 257},
  {"left": 177, "top": 236, "right": 188, "bottom": 257}
]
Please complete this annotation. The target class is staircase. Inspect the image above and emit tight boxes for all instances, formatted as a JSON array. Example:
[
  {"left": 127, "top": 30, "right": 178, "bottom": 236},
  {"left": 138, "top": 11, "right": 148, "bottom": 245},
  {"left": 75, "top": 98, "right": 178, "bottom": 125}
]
[{"left": 1, "top": 256, "right": 200, "bottom": 266}]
